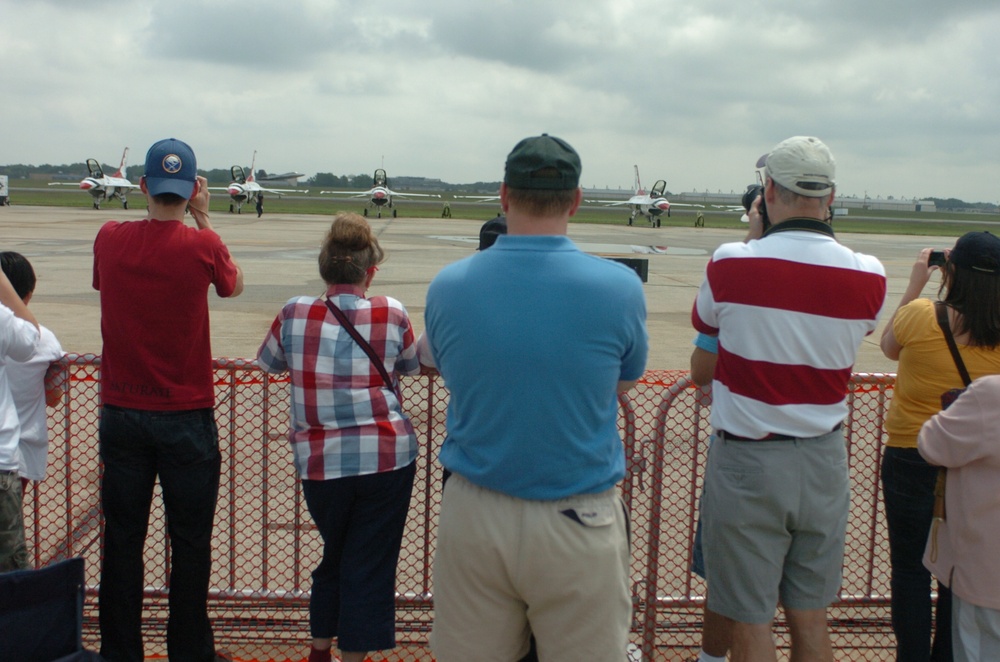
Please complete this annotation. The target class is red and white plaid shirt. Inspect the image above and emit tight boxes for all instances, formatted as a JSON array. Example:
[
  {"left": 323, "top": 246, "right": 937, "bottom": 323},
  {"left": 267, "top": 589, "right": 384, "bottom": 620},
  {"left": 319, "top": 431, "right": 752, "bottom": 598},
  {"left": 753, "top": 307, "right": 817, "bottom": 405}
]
[{"left": 257, "top": 284, "right": 420, "bottom": 480}]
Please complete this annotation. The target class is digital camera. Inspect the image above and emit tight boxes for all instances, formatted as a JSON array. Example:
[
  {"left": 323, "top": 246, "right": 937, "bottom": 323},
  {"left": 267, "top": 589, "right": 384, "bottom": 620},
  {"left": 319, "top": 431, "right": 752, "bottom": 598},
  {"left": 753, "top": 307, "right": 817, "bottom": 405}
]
[
  {"left": 741, "top": 184, "right": 770, "bottom": 230},
  {"left": 928, "top": 250, "right": 947, "bottom": 267}
]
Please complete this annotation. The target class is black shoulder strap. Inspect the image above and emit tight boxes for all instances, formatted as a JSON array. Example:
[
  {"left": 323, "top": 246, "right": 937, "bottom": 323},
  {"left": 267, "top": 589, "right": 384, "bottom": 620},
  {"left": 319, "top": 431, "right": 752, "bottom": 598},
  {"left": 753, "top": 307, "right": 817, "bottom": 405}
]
[
  {"left": 323, "top": 298, "right": 395, "bottom": 392},
  {"left": 935, "top": 301, "right": 972, "bottom": 386}
]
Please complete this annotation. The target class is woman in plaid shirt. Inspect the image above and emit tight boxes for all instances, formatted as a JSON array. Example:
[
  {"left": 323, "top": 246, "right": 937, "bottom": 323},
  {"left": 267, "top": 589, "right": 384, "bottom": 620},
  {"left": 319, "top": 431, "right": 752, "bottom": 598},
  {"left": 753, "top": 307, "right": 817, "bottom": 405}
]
[{"left": 257, "top": 212, "right": 420, "bottom": 662}]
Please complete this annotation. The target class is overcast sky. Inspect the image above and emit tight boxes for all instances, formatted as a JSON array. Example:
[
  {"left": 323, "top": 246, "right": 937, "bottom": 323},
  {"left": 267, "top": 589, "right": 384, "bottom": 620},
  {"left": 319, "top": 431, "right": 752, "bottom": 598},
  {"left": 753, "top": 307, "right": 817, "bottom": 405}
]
[{"left": 3, "top": 0, "right": 998, "bottom": 202}]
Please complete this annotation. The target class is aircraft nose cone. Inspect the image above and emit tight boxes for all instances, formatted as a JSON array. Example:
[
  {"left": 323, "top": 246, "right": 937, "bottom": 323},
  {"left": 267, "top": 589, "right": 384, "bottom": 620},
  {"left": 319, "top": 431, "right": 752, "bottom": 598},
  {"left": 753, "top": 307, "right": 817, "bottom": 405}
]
[
  {"left": 373, "top": 191, "right": 387, "bottom": 200},
  {"left": 655, "top": 201, "right": 670, "bottom": 211},
  {"left": 228, "top": 186, "right": 242, "bottom": 196},
  {"left": 80, "top": 180, "right": 95, "bottom": 190}
]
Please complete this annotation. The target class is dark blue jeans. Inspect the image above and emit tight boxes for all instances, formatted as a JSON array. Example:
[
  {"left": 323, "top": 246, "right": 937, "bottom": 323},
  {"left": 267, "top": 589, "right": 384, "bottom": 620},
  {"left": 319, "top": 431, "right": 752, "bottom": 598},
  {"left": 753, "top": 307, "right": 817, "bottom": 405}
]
[
  {"left": 302, "top": 462, "right": 416, "bottom": 652},
  {"left": 881, "top": 446, "right": 953, "bottom": 662},
  {"left": 98, "top": 405, "right": 221, "bottom": 662}
]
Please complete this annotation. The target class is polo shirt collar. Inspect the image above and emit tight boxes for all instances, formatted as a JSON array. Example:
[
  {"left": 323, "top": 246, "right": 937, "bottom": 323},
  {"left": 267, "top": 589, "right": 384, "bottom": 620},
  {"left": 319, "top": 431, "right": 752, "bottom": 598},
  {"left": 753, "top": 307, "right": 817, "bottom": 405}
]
[{"left": 493, "top": 234, "right": 576, "bottom": 250}]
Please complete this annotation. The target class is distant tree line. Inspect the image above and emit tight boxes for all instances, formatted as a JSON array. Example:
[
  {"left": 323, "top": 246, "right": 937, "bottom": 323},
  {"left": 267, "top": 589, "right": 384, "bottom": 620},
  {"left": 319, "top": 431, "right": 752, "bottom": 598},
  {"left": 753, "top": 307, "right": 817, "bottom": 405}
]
[
  {"left": 0, "top": 162, "right": 501, "bottom": 192},
  {"left": 306, "top": 172, "right": 501, "bottom": 193},
  {"left": 925, "top": 197, "right": 998, "bottom": 213},
  {"left": 6, "top": 162, "right": 990, "bottom": 208},
  {"left": 308, "top": 173, "right": 386, "bottom": 189}
]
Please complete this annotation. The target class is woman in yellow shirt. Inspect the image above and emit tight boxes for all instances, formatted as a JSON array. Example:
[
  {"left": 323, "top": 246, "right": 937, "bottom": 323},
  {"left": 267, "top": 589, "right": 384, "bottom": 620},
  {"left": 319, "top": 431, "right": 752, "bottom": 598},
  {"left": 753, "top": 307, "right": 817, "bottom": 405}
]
[{"left": 881, "top": 232, "right": 1000, "bottom": 661}]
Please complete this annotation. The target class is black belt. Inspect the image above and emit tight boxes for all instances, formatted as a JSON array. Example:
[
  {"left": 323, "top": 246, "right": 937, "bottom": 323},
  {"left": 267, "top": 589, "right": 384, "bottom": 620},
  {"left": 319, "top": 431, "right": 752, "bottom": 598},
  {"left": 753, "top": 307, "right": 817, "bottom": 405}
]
[{"left": 717, "top": 423, "right": 841, "bottom": 442}]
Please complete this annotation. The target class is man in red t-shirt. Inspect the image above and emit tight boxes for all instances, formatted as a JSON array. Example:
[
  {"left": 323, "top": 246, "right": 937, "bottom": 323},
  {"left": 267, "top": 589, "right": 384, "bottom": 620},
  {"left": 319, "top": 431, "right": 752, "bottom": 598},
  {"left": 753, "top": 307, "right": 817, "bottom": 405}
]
[{"left": 93, "top": 138, "right": 244, "bottom": 662}]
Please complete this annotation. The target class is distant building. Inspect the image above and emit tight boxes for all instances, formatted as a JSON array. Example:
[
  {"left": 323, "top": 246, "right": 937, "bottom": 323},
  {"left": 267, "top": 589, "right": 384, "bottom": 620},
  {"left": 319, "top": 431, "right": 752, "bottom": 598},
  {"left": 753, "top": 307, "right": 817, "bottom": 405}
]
[
  {"left": 679, "top": 191, "right": 937, "bottom": 214},
  {"left": 392, "top": 176, "right": 444, "bottom": 191}
]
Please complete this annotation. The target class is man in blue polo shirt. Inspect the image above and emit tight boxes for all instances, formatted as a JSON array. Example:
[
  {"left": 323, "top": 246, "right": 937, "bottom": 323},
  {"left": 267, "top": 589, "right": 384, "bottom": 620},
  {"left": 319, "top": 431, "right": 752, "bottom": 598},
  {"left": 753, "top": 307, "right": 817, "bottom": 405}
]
[{"left": 420, "top": 134, "right": 648, "bottom": 662}]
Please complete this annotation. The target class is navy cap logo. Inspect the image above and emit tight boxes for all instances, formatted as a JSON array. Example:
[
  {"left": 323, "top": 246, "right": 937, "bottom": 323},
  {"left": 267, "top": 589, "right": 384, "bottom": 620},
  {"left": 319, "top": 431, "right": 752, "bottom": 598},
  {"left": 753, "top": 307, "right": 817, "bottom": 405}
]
[{"left": 162, "top": 154, "right": 182, "bottom": 174}]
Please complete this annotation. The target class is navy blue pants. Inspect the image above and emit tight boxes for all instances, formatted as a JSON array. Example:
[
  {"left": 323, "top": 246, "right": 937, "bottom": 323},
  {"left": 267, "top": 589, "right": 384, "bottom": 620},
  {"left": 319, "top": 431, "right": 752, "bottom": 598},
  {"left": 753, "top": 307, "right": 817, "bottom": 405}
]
[
  {"left": 98, "top": 405, "right": 221, "bottom": 662},
  {"left": 881, "top": 446, "right": 953, "bottom": 662},
  {"left": 302, "top": 462, "right": 416, "bottom": 652}
]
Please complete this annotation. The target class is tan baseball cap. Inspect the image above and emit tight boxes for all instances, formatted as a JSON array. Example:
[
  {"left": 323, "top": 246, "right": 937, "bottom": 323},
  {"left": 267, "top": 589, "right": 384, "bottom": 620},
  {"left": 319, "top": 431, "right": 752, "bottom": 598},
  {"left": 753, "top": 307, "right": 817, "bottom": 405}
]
[{"left": 764, "top": 136, "right": 835, "bottom": 197}]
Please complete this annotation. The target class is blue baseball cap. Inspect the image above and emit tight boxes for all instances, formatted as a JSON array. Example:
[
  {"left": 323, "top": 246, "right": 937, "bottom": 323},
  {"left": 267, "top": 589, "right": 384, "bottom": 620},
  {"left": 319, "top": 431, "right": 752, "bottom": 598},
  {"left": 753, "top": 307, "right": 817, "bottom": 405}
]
[{"left": 143, "top": 138, "right": 197, "bottom": 198}]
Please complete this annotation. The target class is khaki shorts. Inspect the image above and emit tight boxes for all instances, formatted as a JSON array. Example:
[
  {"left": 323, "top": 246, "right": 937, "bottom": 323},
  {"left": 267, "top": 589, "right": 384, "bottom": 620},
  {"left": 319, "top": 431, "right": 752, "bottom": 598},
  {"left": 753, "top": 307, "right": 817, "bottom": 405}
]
[
  {"left": 703, "top": 429, "right": 849, "bottom": 623},
  {"left": 430, "top": 475, "right": 632, "bottom": 662},
  {"left": 0, "top": 470, "right": 27, "bottom": 572}
]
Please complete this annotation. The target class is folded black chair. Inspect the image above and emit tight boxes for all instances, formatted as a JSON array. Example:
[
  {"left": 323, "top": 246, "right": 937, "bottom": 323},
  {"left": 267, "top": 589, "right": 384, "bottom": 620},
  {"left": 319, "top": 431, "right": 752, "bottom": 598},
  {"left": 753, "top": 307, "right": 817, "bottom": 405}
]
[{"left": 0, "top": 557, "right": 103, "bottom": 661}]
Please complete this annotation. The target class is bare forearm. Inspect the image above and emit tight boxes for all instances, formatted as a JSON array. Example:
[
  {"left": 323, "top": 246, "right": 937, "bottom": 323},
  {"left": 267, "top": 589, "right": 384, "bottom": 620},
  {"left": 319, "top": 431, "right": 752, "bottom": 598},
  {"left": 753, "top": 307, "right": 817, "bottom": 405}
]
[
  {"left": 229, "top": 262, "right": 245, "bottom": 298},
  {"left": 189, "top": 206, "right": 213, "bottom": 231},
  {"left": 617, "top": 379, "right": 638, "bottom": 394}
]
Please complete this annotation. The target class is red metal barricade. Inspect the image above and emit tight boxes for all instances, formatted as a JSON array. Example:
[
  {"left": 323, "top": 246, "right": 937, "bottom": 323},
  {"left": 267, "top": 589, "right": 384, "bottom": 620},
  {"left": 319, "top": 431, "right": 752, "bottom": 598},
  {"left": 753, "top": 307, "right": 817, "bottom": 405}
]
[{"left": 23, "top": 356, "right": 899, "bottom": 660}]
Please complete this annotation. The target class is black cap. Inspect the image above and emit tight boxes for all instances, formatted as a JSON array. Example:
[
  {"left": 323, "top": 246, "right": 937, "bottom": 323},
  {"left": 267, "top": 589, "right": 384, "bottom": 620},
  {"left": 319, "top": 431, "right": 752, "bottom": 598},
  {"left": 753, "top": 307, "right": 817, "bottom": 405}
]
[
  {"left": 504, "top": 134, "right": 581, "bottom": 190},
  {"left": 950, "top": 231, "right": 1000, "bottom": 275},
  {"left": 478, "top": 216, "right": 507, "bottom": 250}
]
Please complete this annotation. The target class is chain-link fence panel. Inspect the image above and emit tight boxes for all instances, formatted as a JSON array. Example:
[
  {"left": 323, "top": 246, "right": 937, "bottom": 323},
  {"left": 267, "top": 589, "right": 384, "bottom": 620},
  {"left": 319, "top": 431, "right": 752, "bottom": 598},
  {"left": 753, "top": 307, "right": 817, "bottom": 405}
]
[{"left": 24, "top": 358, "right": 900, "bottom": 660}]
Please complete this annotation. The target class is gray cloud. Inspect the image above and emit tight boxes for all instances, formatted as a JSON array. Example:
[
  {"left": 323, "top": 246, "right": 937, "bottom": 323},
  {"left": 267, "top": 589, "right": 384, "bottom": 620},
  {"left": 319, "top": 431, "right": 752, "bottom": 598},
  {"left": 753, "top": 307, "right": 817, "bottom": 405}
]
[{"left": 1, "top": 0, "right": 998, "bottom": 201}]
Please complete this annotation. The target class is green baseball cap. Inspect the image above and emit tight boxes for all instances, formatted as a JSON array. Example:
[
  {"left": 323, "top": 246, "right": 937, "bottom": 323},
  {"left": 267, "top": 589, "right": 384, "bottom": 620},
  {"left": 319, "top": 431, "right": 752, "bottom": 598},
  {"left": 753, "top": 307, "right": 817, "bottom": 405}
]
[{"left": 504, "top": 134, "right": 581, "bottom": 190}]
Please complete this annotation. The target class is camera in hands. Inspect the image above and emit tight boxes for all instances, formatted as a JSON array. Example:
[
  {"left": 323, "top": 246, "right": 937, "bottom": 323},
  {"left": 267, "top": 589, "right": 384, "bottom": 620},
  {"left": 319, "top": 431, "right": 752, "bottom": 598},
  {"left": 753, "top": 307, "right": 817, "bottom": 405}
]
[{"left": 741, "top": 184, "right": 770, "bottom": 230}]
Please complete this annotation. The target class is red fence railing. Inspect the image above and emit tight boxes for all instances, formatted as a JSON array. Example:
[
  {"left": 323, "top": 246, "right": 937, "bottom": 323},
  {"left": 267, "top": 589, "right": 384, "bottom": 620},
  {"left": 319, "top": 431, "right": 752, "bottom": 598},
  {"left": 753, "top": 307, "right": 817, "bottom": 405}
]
[{"left": 23, "top": 356, "right": 899, "bottom": 660}]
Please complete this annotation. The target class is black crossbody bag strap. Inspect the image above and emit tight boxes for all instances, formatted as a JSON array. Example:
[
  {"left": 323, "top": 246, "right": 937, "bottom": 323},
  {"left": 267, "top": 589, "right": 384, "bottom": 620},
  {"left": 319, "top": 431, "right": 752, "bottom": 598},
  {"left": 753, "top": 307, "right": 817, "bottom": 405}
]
[
  {"left": 935, "top": 301, "right": 972, "bottom": 386},
  {"left": 930, "top": 302, "right": 969, "bottom": 563},
  {"left": 323, "top": 298, "right": 395, "bottom": 392}
]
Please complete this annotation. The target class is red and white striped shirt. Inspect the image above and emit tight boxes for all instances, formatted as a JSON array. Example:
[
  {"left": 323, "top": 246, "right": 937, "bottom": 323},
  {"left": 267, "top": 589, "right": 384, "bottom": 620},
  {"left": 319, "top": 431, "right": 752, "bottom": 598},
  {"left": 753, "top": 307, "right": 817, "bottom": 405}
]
[{"left": 692, "top": 221, "right": 886, "bottom": 439}]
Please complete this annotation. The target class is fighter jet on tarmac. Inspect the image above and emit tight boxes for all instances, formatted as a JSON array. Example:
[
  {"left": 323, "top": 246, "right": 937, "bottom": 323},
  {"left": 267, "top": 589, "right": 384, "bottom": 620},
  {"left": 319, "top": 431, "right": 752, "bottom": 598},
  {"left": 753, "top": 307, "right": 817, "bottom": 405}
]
[
  {"left": 588, "top": 165, "right": 702, "bottom": 227},
  {"left": 320, "top": 168, "right": 439, "bottom": 218},
  {"left": 214, "top": 151, "right": 309, "bottom": 214},
  {"left": 49, "top": 148, "right": 140, "bottom": 210}
]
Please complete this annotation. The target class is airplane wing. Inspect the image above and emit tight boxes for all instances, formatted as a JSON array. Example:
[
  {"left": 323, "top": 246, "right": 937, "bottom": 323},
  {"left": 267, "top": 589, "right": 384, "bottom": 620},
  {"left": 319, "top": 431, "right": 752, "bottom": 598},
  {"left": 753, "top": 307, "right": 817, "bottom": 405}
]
[
  {"left": 319, "top": 190, "right": 375, "bottom": 197},
  {"left": 257, "top": 186, "right": 309, "bottom": 196},
  {"left": 455, "top": 195, "right": 500, "bottom": 202},
  {"left": 389, "top": 190, "right": 441, "bottom": 199},
  {"left": 585, "top": 198, "right": 633, "bottom": 206}
]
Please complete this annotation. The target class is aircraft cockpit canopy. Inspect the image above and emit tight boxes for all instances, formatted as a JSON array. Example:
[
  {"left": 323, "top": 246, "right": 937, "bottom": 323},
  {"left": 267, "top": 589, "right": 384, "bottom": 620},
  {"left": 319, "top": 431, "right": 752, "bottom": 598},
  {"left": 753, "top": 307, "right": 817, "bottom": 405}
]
[
  {"left": 374, "top": 168, "right": 388, "bottom": 187},
  {"left": 87, "top": 159, "right": 104, "bottom": 179},
  {"left": 650, "top": 180, "right": 667, "bottom": 199},
  {"left": 231, "top": 165, "right": 247, "bottom": 184}
]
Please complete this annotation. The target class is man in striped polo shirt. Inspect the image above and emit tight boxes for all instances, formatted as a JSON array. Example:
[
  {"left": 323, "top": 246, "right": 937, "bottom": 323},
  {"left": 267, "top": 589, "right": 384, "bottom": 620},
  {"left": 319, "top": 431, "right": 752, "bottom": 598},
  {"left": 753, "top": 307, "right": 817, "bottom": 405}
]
[{"left": 692, "top": 136, "right": 886, "bottom": 661}]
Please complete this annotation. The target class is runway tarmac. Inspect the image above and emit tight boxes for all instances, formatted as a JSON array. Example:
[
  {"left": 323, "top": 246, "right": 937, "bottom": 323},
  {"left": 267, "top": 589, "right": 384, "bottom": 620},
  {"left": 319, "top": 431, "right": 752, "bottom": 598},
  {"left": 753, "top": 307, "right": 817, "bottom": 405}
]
[{"left": 0, "top": 204, "right": 957, "bottom": 371}]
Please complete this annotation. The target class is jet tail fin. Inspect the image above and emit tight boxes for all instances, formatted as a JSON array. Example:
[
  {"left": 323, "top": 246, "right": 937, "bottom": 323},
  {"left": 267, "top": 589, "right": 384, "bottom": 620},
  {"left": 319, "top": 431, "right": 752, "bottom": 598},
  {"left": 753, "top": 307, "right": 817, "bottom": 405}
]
[
  {"left": 246, "top": 150, "right": 257, "bottom": 182},
  {"left": 113, "top": 148, "right": 129, "bottom": 178}
]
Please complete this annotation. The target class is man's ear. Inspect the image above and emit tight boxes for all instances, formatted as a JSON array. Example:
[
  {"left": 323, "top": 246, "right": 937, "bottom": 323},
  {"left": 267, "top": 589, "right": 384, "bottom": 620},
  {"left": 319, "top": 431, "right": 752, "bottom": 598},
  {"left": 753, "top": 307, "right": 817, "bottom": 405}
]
[
  {"left": 139, "top": 176, "right": 148, "bottom": 194},
  {"left": 568, "top": 187, "right": 583, "bottom": 217}
]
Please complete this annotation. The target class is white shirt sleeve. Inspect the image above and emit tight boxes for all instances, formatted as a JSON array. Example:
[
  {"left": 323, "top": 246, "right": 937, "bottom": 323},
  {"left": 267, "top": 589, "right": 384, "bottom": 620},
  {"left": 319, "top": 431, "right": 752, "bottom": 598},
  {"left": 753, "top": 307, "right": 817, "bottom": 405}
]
[
  {"left": 416, "top": 331, "right": 436, "bottom": 369},
  {"left": 0, "top": 303, "right": 39, "bottom": 362}
]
